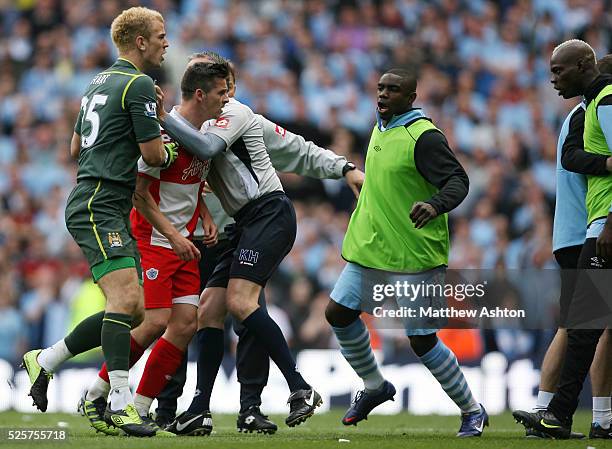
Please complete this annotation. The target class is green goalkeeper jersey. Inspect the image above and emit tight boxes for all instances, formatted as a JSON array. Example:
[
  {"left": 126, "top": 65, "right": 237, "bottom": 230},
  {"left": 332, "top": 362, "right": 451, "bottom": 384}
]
[{"left": 74, "top": 58, "right": 160, "bottom": 191}]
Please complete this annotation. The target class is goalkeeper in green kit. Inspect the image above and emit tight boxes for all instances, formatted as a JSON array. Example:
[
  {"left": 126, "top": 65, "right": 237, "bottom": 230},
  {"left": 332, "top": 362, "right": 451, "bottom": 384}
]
[
  {"left": 325, "top": 68, "right": 488, "bottom": 437},
  {"left": 21, "top": 6, "right": 177, "bottom": 437}
]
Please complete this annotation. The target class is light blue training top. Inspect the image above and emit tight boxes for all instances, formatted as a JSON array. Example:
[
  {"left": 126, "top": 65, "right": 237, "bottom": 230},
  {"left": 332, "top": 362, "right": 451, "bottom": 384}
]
[{"left": 553, "top": 102, "right": 587, "bottom": 252}]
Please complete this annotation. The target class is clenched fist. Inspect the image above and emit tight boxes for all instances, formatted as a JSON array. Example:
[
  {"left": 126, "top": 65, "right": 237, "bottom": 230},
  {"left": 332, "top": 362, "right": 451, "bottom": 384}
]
[{"left": 410, "top": 202, "right": 438, "bottom": 229}]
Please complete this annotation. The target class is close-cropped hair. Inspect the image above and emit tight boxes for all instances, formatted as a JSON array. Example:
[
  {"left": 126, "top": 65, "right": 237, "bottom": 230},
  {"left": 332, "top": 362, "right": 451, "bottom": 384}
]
[
  {"left": 111, "top": 7, "right": 164, "bottom": 53},
  {"left": 384, "top": 67, "right": 418, "bottom": 92},
  {"left": 181, "top": 62, "right": 230, "bottom": 99},
  {"left": 552, "top": 39, "right": 597, "bottom": 65}
]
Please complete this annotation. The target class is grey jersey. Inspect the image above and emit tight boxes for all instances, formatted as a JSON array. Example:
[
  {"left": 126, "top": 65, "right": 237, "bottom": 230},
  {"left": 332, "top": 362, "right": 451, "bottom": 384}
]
[
  {"left": 256, "top": 114, "right": 346, "bottom": 178},
  {"left": 202, "top": 98, "right": 283, "bottom": 216},
  {"left": 193, "top": 113, "right": 348, "bottom": 239}
]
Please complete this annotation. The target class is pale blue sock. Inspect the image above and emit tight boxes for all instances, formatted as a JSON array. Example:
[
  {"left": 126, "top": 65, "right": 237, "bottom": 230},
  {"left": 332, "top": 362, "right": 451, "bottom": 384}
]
[
  {"left": 332, "top": 319, "right": 385, "bottom": 392},
  {"left": 420, "top": 339, "right": 480, "bottom": 414}
]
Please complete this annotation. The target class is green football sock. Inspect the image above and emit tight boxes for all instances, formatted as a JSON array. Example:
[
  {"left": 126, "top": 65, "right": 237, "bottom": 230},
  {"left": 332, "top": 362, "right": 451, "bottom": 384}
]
[
  {"left": 102, "top": 312, "right": 133, "bottom": 371},
  {"left": 64, "top": 311, "right": 105, "bottom": 355}
]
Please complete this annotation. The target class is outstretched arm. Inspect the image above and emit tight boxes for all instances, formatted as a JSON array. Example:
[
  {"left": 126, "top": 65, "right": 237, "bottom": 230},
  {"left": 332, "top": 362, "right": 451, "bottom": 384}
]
[
  {"left": 258, "top": 114, "right": 364, "bottom": 197},
  {"left": 159, "top": 112, "right": 227, "bottom": 160},
  {"left": 259, "top": 115, "right": 346, "bottom": 178},
  {"left": 155, "top": 86, "right": 224, "bottom": 160}
]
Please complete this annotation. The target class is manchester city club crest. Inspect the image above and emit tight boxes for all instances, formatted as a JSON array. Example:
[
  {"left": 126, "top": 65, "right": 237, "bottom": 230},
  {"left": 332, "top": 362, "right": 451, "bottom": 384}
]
[{"left": 107, "top": 232, "right": 123, "bottom": 248}]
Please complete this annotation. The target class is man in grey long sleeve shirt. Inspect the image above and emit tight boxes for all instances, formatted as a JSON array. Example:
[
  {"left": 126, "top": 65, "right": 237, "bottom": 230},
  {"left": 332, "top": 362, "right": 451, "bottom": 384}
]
[{"left": 160, "top": 52, "right": 364, "bottom": 436}]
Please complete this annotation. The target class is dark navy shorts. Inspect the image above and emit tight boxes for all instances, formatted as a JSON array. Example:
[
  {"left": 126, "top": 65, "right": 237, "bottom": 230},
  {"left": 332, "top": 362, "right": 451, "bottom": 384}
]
[{"left": 206, "top": 191, "right": 296, "bottom": 288}]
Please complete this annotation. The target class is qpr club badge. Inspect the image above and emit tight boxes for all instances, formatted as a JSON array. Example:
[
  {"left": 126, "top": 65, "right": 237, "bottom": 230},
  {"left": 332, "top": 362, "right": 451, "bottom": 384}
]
[{"left": 146, "top": 268, "right": 159, "bottom": 280}]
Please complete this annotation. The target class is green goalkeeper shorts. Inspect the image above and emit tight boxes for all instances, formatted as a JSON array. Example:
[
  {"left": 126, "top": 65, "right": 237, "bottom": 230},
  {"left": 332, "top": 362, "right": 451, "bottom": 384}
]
[{"left": 65, "top": 179, "right": 142, "bottom": 282}]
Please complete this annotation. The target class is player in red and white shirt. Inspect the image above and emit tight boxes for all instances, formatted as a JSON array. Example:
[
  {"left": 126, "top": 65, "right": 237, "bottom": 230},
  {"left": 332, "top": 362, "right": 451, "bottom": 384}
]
[
  {"left": 128, "top": 128, "right": 217, "bottom": 422},
  {"left": 80, "top": 61, "right": 229, "bottom": 435},
  {"left": 132, "top": 132, "right": 212, "bottom": 309}
]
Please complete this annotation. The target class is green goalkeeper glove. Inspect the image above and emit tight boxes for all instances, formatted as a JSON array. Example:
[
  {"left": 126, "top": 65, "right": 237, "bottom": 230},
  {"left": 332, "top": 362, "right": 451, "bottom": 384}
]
[{"left": 162, "top": 142, "right": 178, "bottom": 168}]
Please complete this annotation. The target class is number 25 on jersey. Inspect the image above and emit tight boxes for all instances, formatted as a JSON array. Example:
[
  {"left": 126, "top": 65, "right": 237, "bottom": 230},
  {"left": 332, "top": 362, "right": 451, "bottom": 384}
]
[{"left": 80, "top": 94, "right": 108, "bottom": 148}]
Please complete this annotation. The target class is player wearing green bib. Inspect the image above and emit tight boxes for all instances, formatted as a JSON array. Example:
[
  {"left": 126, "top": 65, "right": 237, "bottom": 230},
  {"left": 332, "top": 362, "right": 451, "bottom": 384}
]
[
  {"left": 21, "top": 7, "right": 175, "bottom": 438},
  {"left": 341, "top": 116, "right": 449, "bottom": 272},
  {"left": 513, "top": 40, "right": 612, "bottom": 440},
  {"left": 325, "top": 69, "right": 488, "bottom": 437},
  {"left": 584, "top": 83, "right": 612, "bottom": 226}
]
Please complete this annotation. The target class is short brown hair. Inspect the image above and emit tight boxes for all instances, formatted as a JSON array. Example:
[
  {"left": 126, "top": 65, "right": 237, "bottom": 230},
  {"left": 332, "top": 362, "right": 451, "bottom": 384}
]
[
  {"left": 181, "top": 62, "right": 230, "bottom": 99},
  {"left": 110, "top": 7, "right": 164, "bottom": 53}
]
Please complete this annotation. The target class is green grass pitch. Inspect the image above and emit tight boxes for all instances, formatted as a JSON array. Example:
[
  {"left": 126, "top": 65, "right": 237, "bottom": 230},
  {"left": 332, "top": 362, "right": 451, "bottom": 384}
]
[{"left": 0, "top": 410, "right": 607, "bottom": 448}]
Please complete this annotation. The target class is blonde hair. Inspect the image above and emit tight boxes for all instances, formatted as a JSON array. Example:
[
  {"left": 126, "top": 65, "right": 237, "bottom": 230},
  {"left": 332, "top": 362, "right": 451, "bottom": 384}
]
[{"left": 110, "top": 7, "right": 164, "bottom": 53}]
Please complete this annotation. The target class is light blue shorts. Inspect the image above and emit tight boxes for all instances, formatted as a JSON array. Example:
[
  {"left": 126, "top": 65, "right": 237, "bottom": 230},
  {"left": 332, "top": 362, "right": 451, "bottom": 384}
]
[{"left": 330, "top": 262, "right": 447, "bottom": 336}]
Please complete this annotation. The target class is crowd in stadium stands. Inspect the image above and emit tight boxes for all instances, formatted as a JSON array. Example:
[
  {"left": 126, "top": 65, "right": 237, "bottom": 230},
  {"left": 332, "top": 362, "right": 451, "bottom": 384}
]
[{"left": 0, "top": 0, "right": 608, "bottom": 366}]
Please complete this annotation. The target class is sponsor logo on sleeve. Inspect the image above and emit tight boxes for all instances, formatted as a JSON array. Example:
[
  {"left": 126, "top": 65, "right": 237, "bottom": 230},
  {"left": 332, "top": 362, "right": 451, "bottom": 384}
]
[
  {"left": 274, "top": 124, "right": 286, "bottom": 137},
  {"left": 144, "top": 102, "right": 157, "bottom": 117},
  {"left": 214, "top": 117, "right": 230, "bottom": 129}
]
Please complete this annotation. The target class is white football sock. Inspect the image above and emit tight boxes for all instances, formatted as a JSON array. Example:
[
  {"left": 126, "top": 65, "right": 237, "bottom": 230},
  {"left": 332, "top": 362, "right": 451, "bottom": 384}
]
[
  {"left": 134, "top": 394, "right": 154, "bottom": 417},
  {"left": 37, "top": 339, "right": 72, "bottom": 372},
  {"left": 108, "top": 370, "right": 132, "bottom": 410},
  {"left": 593, "top": 396, "right": 611, "bottom": 428},
  {"left": 86, "top": 376, "right": 111, "bottom": 401},
  {"left": 534, "top": 390, "right": 554, "bottom": 411}
]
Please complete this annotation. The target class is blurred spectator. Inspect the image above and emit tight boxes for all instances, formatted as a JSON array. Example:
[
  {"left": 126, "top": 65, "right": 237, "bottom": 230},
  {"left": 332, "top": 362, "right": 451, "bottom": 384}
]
[
  {"left": 298, "top": 291, "right": 334, "bottom": 349},
  {"left": 0, "top": 274, "right": 27, "bottom": 364},
  {"left": 19, "top": 265, "right": 62, "bottom": 348},
  {"left": 1, "top": 0, "right": 603, "bottom": 361}
]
